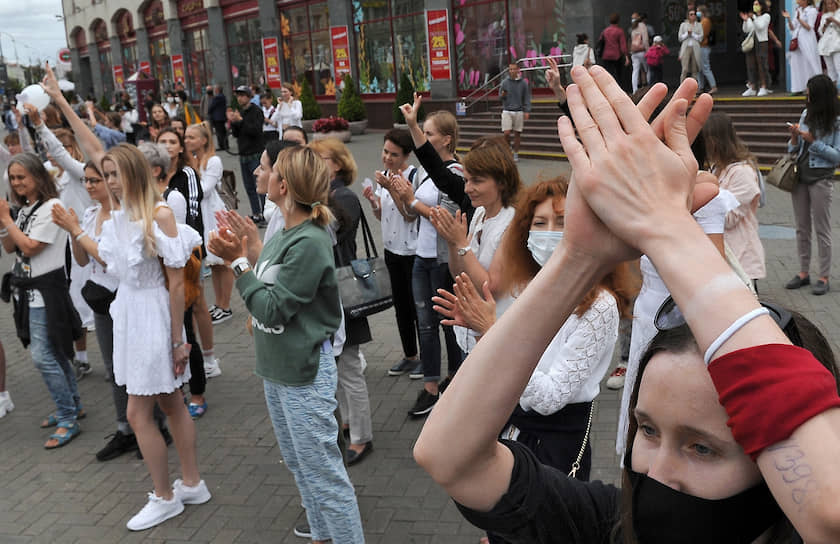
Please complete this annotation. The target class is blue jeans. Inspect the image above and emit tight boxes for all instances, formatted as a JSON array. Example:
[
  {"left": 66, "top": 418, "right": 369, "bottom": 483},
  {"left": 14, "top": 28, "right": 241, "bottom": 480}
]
[
  {"left": 412, "top": 257, "right": 463, "bottom": 382},
  {"left": 240, "top": 157, "right": 264, "bottom": 215},
  {"left": 263, "top": 351, "right": 364, "bottom": 543},
  {"left": 30, "top": 306, "right": 81, "bottom": 425},
  {"left": 699, "top": 46, "right": 716, "bottom": 89}
]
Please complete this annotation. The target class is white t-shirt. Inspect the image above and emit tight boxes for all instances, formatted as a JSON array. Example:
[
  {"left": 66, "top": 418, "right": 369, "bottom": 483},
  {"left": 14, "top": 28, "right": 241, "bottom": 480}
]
[
  {"left": 414, "top": 170, "right": 440, "bottom": 259},
  {"left": 14, "top": 199, "right": 68, "bottom": 307},
  {"left": 376, "top": 165, "right": 419, "bottom": 256},
  {"left": 165, "top": 189, "right": 188, "bottom": 225},
  {"left": 81, "top": 205, "right": 119, "bottom": 292}
]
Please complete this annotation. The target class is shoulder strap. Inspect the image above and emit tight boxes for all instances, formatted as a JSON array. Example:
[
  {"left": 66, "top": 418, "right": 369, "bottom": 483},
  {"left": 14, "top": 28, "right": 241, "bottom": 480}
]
[{"left": 358, "top": 211, "right": 378, "bottom": 260}]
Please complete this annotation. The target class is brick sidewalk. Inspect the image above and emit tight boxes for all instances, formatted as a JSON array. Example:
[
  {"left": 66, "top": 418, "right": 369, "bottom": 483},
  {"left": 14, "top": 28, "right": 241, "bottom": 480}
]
[{"left": 0, "top": 132, "right": 838, "bottom": 543}]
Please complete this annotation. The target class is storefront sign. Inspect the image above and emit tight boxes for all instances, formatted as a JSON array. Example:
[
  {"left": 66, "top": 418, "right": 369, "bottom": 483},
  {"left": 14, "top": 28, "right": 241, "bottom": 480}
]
[
  {"left": 426, "top": 10, "right": 452, "bottom": 81},
  {"left": 330, "top": 26, "right": 351, "bottom": 82},
  {"left": 139, "top": 60, "right": 151, "bottom": 75},
  {"left": 171, "top": 54, "right": 185, "bottom": 84},
  {"left": 113, "top": 65, "right": 125, "bottom": 88},
  {"left": 262, "top": 37, "right": 282, "bottom": 89}
]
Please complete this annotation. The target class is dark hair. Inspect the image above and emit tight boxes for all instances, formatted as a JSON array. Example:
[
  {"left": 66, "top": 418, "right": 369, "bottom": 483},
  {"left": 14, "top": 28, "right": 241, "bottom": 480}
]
[
  {"left": 461, "top": 136, "right": 522, "bottom": 207},
  {"left": 576, "top": 33, "right": 589, "bottom": 44},
  {"left": 265, "top": 139, "right": 286, "bottom": 165},
  {"left": 384, "top": 128, "right": 414, "bottom": 155},
  {"left": 282, "top": 125, "right": 308, "bottom": 144},
  {"left": 609, "top": 12, "right": 620, "bottom": 24},
  {"left": 176, "top": 90, "right": 188, "bottom": 102},
  {"left": 805, "top": 74, "right": 840, "bottom": 137},
  {"left": 84, "top": 160, "right": 104, "bottom": 178},
  {"left": 702, "top": 112, "right": 757, "bottom": 171},
  {"left": 7, "top": 153, "right": 60, "bottom": 206},
  {"left": 617, "top": 309, "right": 838, "bottom": 544},
  {"left": 156, "top": 126, "right": 188, "bottom": 170}
]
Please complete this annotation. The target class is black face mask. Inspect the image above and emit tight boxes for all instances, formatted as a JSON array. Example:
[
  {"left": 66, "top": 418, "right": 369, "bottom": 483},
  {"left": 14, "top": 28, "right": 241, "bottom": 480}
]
[{"left": 627, "top": 468, "right": 783, "bottom": 543}]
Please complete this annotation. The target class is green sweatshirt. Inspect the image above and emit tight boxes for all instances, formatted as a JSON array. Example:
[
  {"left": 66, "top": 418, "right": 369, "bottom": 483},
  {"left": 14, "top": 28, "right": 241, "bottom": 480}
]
[{"left": 235, "top": 220, "right": 342, "bottom": 385}]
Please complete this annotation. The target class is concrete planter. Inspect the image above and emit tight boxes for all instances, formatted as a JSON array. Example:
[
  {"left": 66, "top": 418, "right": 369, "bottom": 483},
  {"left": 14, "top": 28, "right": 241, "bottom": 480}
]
[
  {"left": 311, "top": 130, "right": 352, "bottom": 143},
  {"left": 348, "top": 119, "right": 368, "bottom": 135}
]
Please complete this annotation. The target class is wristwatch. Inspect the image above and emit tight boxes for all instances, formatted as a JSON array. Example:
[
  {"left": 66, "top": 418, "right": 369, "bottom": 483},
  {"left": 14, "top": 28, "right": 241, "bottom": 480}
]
[
  {"left": 231, "top": 256, "right": 251, "bottom": 278},
  {"left": 457, "top": 246, "right": 472, "bottom": 257}
]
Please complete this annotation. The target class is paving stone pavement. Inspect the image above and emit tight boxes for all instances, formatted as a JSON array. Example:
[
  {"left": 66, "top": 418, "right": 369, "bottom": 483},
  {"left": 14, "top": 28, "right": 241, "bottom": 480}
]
[{"left": 0, "top": 130, "right": 838, "bottom": 543}]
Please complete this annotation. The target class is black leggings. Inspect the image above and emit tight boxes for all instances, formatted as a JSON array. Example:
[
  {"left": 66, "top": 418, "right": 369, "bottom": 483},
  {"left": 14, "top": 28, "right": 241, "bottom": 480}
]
[
  {"left": 184, "top": 307, "right": 205, "bottom": 396},
  {"left": 384, "top": 250, "right": 418, "bottom": 358}
]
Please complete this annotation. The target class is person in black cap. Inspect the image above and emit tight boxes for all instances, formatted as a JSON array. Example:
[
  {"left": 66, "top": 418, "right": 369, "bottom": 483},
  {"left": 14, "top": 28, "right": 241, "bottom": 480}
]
[{"left": 227, "top": 85, "right": 266, "bottom": 225}]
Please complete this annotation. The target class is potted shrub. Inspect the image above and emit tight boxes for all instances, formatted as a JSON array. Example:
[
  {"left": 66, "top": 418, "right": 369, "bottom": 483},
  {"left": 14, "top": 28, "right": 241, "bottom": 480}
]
[
  {"left": 310, "top": 115, "right": 351, "bottom": 142},
  {"left": 298, "top": 75, "right": 321, "bottom": 133},
  {"left": 337, "top": 74, "right": 367, "bottom": 135},
  {"left": 393, "top": 72, "right": 424, "bottom": 128}
]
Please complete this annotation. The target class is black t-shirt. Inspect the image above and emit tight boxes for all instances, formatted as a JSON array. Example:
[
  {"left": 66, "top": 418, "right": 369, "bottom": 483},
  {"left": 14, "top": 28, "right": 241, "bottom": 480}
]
[{"left": 456, "top": 440, "right": 621, "bottom": 544}]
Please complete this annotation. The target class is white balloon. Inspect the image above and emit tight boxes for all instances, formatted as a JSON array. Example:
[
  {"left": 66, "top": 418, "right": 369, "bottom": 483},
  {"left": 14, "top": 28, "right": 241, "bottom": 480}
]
[{"left": 16, "top": 85, "right": 51, "bottom": 113}]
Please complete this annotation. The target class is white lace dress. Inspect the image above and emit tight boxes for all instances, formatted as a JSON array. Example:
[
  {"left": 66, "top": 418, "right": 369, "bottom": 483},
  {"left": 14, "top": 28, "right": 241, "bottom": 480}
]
[{"left": 99, "top": 209, "right": 202, "bottom": 395}]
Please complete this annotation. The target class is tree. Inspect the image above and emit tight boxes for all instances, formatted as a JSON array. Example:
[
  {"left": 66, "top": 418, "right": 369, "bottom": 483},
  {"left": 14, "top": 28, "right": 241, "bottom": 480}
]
[
  {"left": 393, "top": 72, "right": 424, "bottom": 124},
  {"left": 336, "top": 74, "right": 365, "bottom": 121},
  {"left": 298, "top": 75, "right": 321, "bottom": 120}
]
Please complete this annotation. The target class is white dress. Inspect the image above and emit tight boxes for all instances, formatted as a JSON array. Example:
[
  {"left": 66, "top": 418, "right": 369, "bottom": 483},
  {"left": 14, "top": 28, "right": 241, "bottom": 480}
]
[
  {"left": 99, "top": 208, "right": 202, "bottom": 395},
  {"left": 199, "top": 155, "right": 227, "bottom": 265},
  {"left": 790, "top": 5, "right": 822, "bottom": 93}
]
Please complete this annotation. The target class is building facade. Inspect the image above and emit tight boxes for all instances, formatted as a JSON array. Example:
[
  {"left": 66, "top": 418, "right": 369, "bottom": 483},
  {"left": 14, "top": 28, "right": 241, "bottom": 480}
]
[{"left": 62, "top": 0, "right": 775, "bottom": 122}]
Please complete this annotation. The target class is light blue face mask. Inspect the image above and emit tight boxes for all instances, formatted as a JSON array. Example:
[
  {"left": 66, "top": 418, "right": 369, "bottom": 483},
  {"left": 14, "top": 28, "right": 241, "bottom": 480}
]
[{"left": 526, "top": 230, "right": 564, "bottom": 267}]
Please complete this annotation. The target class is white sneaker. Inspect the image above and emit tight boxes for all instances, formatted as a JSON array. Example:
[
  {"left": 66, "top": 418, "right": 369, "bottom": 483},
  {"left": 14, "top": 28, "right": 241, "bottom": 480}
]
[
  {"left": 742, "top": 88, "right": 757, "bottom": 97},
  {"left": 126, "top": 492, "right": 184, "bottom": 531},
  {"left": 757, "top": 87, "right": 770, "bottom": 97},
  {"left": 606, "top": 363, "right": 628, "bottom": 390},
  {"left": 204, "top": 357, "right": 222, "bottom": 379},
  {"left": 0, "top": 391, "right": 13, "bottom": 418},
  {"left": 173, "top": 479, "right": 212, "bottom": 505}
]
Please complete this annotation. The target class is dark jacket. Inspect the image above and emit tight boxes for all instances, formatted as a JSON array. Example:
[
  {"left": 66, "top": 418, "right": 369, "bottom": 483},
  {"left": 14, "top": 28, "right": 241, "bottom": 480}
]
[
  {"left": 208, "top": 94, "right": 228, "bottom": 122},
  {"left": 414, "top": 141, "right": 475, "bottom": 222},
  {"left": 330, "top": 177, "right": 372, "bottom": 346},
  {"left": 11, "top": 267, "right": 82, "bottom": 361},
  {"left": 230, "top": 103, "right": 265, "bottom": 156},
  {"left": 168, "top": 166, "right": 204, "bottom": 243}
]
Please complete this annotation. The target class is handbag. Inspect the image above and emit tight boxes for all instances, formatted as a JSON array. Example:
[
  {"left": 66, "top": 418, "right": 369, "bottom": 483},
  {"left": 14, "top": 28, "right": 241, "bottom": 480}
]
[
  {"left": 219, "top": 170, "right": 239, "bottom": 212},
  {"left": 81, "top": 280, "right": 116, "bottom": 314},
  {"left": 765, "top": 153, "right": 799, "bottom": 192},
  {"left": 334, "top": 212, "right": 393, "bottom": 319},
  {"left": 790, "top": 37, "right": 799, "bottom": 51},
  {"left": 741, "top": 31, "right": 755, "bottom": 53}
]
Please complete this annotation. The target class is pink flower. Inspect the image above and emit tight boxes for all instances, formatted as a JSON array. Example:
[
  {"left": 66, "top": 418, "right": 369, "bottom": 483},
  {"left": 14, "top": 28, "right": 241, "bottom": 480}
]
[
  {"left": 459, "top": 69, "right": 465, "bottom": 85},
  {"left": 471, "top": 70, "right": 480, "bottom": 87},
  {"left": 455, "top": 23, "right": 465, "bottom": 45},
  {"left": 509, "top": 46, "right": 518, "bottom": 60},
  {"left": 525, "top": 49, "right": 537, "bottom": 67}
]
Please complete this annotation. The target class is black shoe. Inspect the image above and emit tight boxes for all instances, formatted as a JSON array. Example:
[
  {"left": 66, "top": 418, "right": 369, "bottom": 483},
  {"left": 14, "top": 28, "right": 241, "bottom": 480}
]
[
  {"left": 408, "top": 361, "right": 424, "bottom": 380},
  {"left": 812, "top": 280, "right": 830, "bottom": 295},
  {"left": 408, "top": 389, "right": 439, "bottom": 417},
  {"left": 346, "top": 442, "right": 373, "bottom": 466},
  {"left": 438, "top": 376, "right": 452, "bottom": 395},
  {"left": 785, "top": 275, "right": 810, "bottom": 289},
  {"left": 136, "top": 427, "right": 174, "bottom": 459},
  {"left": 293, "top": 523, "right": 311, "bottom": 538},
  {"left": 96, "top": 430, "right": 138, "bottom": 461},
  {"left": 249, "top": 214, "right": 266, "bottom": 227},
  {"left": 388, "top": 358, "right": 417, "bottom": 376}
]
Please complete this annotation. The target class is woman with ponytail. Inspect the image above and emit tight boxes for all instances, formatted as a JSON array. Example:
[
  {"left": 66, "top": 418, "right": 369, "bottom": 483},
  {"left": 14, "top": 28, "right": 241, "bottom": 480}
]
[{"left": 209, "top": 146, "right": 364, "bottom": 543}]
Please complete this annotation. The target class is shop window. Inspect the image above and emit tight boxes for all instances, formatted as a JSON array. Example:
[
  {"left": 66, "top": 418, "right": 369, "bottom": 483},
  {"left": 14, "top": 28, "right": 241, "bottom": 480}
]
[
  {"left": 227, "top": 18, "right": 263, "bottom": 88},
  {"left": 149, "top": 35, "right": 172, "bottom": 89},
  {"left": 355, "top": 19, "right": 395, "bottom": 93},
  {"left": 185, "top": 28, "right": 210, "bottom": 99},
  {"left": 392, "top": 14, "right": 428, "bottom": 92},
  {"left": 99, "top": 47, "right": 114, "bottom": 98},
  {"left": 453, "top": 0, "right": 508, "bottom": 91},
  {"left": 507, "top": 0, "right": 566, "bottom": 88},
  {"left": 280, "top": 1, "right": 334, "bottom": 96},
  {"left": 122, "top": 43, "right": 137, "bottom": 77}
]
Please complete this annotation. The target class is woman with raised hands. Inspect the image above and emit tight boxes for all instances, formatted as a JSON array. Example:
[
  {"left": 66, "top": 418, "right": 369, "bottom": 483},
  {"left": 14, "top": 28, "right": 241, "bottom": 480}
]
[{"left": 415, "top": 67, "right": 840, "bottom": 543}]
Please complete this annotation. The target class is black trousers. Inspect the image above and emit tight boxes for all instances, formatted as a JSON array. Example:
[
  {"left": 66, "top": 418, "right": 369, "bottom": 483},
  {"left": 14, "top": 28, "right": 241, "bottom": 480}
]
[
  {"left": 212, "top": 120, "right": 228, "bottom": 150},
  {"left": 184, "top": 307, "right": 206, "bottom": 396},
  {"left": 384, "top": 250, "right": 418, "bottom": 359}
]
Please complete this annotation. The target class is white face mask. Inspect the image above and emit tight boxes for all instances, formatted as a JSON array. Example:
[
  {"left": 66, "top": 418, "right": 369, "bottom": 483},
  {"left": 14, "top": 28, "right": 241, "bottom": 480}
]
[
  {"left": 167, "top": 97, "right": 175, "bottom": 103},
  {"left": 527, "top": 230, "right": 564, "bottom": 267}
]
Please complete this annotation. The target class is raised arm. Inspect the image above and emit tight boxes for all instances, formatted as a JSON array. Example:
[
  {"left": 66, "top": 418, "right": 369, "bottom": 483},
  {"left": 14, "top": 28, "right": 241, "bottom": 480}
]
[
  {"left": 41, "top": 62, "right": 105, "bottom": 166},
  {"left": 26, "top": 105, "right": 85, "bottom": 182}
]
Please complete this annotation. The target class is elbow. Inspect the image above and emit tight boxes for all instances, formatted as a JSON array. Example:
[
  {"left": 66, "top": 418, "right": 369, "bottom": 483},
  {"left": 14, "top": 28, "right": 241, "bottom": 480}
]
[
  {"left": 799, "top": 506, "right": 840, "bottom": 544},
  {"left": 414, "top": 433, "right": 460, "bottom": 486}
]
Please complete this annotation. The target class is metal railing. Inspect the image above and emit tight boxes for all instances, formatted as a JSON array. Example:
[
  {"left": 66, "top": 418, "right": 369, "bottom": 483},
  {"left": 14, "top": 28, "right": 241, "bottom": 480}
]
[{"left": 460, "top": 54, "right": 573, "bottom": 112}]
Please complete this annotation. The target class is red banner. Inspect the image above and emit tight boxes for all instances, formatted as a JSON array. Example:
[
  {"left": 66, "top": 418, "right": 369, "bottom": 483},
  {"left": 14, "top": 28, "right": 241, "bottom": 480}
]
[
  {"left": 171, "top": 54, "right": 185, "bottom": 84},
  {"left": 426, "top": 10, "right": 452, "bottom": 81},
  {"left": 330, "top": 26, "right": 351, "bottom": 83},
  {"left": 113, "top": 65, "right": 125, "bottom": 88},
  {"left": 139, "top": 60, "right": 151, "bottom": 75},
  {"left": 262, "top": 37, "right": 282, "bottom": 89}
]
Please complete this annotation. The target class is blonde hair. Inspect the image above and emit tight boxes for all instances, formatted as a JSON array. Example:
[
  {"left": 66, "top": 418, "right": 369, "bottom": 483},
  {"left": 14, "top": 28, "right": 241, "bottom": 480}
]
[
  {"left": 275, "top": 146, "right": 334, "bottom": 227},
  {"left": 52, "top": 128, "right": 85, "bottom": 179},
  {"left": 282, "top": 82, "right": 297, "bottom": 98},
  {"left": 308, "top": 138, "right": 358, "bottom": 185},
  {"left": 186, "top": 122, "right": 216, "bottom": 171},
  {"left": 103, "top": 143, "right": 160, "bottom": 256},
  {"left": 425, "top": 110, "right": 459, "bottom": 155}
]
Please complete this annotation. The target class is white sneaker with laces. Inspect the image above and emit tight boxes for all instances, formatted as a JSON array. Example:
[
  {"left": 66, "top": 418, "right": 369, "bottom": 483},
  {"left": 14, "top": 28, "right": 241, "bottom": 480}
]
[
  {"left": 204, "top": 357, "right": 222, "bottom": 378},
  {"left": 126, "top": 492, "right": 184, "bottom": 531},
  {"left": 0, "top": 391, "right": 13, "bottom": 418},
  {"left": 742, "top": 88, "right": 757, "bottom": 97},
  {"left": 757, "top": 87, "right": 769, "bottom": 97},
  {"left": 173, "top": 479, "right": 212, "bottom": 505}
]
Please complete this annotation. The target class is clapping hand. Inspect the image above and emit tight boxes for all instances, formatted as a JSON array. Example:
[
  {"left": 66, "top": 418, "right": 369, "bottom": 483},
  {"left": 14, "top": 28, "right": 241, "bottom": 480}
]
[
  {"left": 430, "top": 208, "right": 469, "bottom": 248},
  {"left": 51, "top": 203, "right": 81, "bottom": 234},
  {"left": 207, "top": 227, "right": 247, "bottom": 265},
  {"left": 432, "top": 273, "right": 497, "bottom": 335},
  {"left": 215, "top": 210, "right": 260, "bottom": 261},
  {"left": 390, "top": 174, "right": 416, "bottom": 205}
]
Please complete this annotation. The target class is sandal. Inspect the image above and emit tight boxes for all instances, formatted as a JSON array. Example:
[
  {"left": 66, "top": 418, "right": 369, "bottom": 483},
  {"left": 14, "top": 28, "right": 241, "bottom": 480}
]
[
  {"left": 40, "top": 408, "right": 86, "bottom": 428},
  {"left": 44, "top": 421, "right": 82, "bottom": 449}
]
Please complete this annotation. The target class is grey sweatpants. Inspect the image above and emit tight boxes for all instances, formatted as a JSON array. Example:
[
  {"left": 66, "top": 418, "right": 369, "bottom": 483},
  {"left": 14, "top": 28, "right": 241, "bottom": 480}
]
[{"left": 791, "top": 178, "right": 833, "bottom": 279}]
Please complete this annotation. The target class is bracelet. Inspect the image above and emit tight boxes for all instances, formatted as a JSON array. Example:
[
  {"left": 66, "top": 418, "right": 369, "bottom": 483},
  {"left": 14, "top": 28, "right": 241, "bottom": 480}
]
[
  {"left": 75, "top": 231, "right": 87, "bottom": 241},
  {"left": 703, "top": 307, "right": 770, "bottom": 365},
  {"left": 410, "top": 198, "right": 420, "bottom": 209},
  {"left": 0, "top": 228, "right": 8, "bottom": 238},
  {"left": 172, "top": 341, "right": 186, "bottom": 350}
]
